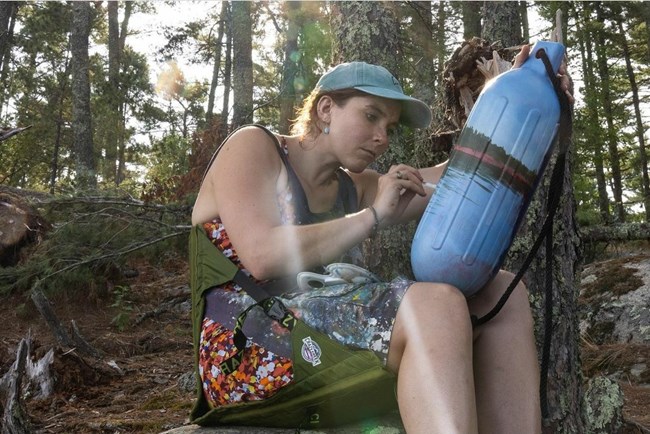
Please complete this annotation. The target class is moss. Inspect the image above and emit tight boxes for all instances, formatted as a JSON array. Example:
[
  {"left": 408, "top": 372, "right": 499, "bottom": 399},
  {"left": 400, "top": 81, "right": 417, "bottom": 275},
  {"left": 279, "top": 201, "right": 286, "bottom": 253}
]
[
  {"left": 582, "top": 376, "right": 624, "bottom": 433},
  {"left": 581, "top": 257, "right": 644, "bottom": 301},
  {"left": 140, "top": 391, "right": 192, "bottom": 411}
]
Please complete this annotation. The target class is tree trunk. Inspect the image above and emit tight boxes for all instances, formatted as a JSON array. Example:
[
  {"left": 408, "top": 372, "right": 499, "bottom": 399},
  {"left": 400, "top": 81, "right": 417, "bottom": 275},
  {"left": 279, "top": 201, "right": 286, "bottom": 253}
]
[
  {"left": 206, "top": 1, "right": 226, "bottom": 124},
  {"left": 481, "top": 7, "right": 585, "bottom": 432},
  {"left": 481, "top": 1, "right": 523, "bottom": 48},
  {"left": 0, "top": 1, "right": 15, "bottom": 73},
  {"left": 594, "top": 3, "right": 625, "bottom": 223},
  {"left": 0, "top": 1, "right": 18, "bottom": 118},
  {"left": 106, "top": 1, "right": 120, "bottom": 184},
  {"left": 616, "top": 18, "right": 650, "bottom": 221},
  {"left": 434, "top": 2, "right": 446, "bottom": 91},
  {"left": 331, "top": 1, "right": 412, "bottom": 279},
  {"left": 461, "top": 1, "right": 482, "bottom": 40},
  {"left": 221, "top": 2, "right": 232, "bottom": 132},
  {"left": 519, "top": 1, "right": 529, "bottom": 42},
  {"left": 49, "top": 58, "right": 70, "bottom": 194},
  {"left": 231, "top": 0, "right": 253, "bottom": 128},
  {"left": 577, "top": 2, "right": 610, "bottom": 223},
  {"left": 410, "top": 2, "right": 442, "bottom": 168},
  {"left": 278, "top": 1, "right": 303, "bottom": 135},
  {"left": 115, "top": 1, "right": 131, "bottom": 186},
  {"left": 70, "top": 1, "right": 96, "bottom": 189}
]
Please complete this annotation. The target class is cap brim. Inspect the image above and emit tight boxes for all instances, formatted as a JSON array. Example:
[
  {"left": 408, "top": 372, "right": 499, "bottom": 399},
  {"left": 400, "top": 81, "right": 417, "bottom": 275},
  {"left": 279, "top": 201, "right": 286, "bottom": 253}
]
[{"left": 354, "top": 85, "right": 432, "bottom": 129}]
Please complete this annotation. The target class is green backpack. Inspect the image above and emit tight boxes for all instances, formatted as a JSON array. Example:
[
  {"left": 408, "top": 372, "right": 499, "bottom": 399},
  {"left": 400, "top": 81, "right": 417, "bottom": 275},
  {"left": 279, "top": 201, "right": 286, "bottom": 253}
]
[{"left": 189, "top": 225, "right": 399, "bottom": 429}]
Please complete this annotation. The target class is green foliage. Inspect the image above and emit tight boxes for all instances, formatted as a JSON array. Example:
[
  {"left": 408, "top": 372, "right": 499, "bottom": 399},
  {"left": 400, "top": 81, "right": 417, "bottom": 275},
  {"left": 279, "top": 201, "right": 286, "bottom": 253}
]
[
  {"left": 110, "top": 285, "right": 134, "bottom": 331},
  {"left": 143, "top": 133, "right": 191, "bottom": 184},
  {"left": 0, "top": 1, "right": 649, "bottom": 227},
  {"left": 0, "top": 192, "right": 190, "bottom": 298}
]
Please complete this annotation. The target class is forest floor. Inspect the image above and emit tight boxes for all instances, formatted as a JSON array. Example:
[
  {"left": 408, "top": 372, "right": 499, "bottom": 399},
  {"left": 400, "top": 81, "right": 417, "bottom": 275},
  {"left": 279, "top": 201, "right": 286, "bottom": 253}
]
[{"left": 0, "top": 249, "right": 649, "bottom": 433}]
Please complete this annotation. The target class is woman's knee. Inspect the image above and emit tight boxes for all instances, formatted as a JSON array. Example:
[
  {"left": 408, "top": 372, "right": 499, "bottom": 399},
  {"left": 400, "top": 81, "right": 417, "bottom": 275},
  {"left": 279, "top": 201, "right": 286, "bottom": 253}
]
[
  {"left": 387, "top": 282, "right": 472, "bottom": 371},
  {"left": 395, "top": 282, "right": 472, "bottom": 340},
  {"left": 407, "top": 281, "right": 471, "bottom": 317}
]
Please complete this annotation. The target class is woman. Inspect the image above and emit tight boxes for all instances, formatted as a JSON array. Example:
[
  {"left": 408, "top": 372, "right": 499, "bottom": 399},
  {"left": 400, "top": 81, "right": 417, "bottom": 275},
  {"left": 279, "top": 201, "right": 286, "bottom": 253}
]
[{"left": 191, "top": 46, "right": 571, "bottom": 433}]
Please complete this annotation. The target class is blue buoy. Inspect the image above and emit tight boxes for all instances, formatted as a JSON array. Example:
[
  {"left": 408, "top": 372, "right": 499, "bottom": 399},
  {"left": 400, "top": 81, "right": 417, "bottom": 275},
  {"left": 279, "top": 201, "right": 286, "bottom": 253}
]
[{"left": 411, "top": 41, "right": 565, "bottom": 296}]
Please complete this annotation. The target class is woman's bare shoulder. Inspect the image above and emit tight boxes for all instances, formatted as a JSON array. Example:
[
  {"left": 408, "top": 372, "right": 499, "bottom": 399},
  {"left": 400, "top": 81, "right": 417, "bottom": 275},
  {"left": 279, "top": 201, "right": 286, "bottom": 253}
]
[{"left": 192, "top": 126, "right": 284, "bottom": 225}]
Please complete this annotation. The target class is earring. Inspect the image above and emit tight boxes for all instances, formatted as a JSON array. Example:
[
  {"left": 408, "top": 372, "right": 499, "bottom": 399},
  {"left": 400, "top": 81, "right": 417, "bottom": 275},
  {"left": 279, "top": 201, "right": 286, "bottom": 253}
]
[{"left": 323, "top": 126, "right": 330, "bottom": 135}]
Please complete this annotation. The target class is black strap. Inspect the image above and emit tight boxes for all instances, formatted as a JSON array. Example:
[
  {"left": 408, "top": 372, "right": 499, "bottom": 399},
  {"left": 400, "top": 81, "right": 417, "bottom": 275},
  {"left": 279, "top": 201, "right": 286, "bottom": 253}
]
[
  {"left": 218, "top": 269, "right": 298, "bottom": 374},
  {"left": 469, "top": 47, "right": 572, "bottom": 419}
]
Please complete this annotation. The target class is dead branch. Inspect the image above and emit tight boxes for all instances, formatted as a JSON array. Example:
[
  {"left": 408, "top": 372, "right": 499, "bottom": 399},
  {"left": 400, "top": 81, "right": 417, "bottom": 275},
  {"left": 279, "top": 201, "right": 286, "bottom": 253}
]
[
  {"left": 580, "top": 223, "right": 650, "bottom": 243},
  {"left": 135, "top": 289, "right": 190, "bottom": 325},
  {"left": 30, "top": 283, "right": 102, "bottom": 359}
]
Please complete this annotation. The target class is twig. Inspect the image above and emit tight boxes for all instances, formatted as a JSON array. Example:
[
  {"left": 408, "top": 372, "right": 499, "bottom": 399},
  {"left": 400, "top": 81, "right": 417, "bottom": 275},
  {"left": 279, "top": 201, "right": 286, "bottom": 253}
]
[{"left": 41, "top": 230, "right": 189, "bottom": 281}]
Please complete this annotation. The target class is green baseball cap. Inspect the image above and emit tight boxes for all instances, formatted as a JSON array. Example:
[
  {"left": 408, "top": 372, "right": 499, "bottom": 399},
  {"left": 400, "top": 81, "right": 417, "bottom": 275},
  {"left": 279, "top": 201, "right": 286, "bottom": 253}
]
[{"left": 316, "top": 61, "right": 432, "bottom": 129}]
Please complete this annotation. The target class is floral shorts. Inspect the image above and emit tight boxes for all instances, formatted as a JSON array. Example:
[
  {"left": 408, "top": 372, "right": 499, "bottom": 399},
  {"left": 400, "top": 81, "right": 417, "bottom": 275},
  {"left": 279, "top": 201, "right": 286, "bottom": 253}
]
[{"left": 198, "top": 277, "right": 412, "bottom": 408}]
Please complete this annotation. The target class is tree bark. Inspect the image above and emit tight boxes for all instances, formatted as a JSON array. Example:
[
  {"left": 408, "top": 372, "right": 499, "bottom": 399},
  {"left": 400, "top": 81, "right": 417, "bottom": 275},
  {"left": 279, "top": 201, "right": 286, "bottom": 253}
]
[
  {"left": 1, "top": 338, "right": 31, "bottom": 434},
  {"left": 580, "top": 222, "right": 650, "bottom": 243},
  {"left": 70, "top": 1, "right": 96, "bottom": 189},
  {"left": 481, "top": 1, "right": 523, "bottom": 48},
  {"left": 231, "top": 1, "right": 253, "bottom": 128}
]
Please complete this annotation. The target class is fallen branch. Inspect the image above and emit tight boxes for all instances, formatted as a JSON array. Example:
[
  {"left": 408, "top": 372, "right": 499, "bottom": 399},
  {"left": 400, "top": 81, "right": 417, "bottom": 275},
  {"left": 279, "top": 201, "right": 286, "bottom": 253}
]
[
  {"left": 135, "top": 292, "right": 190, "bottom": 325},
  {"left": 30, "top": 283, "right": 102, "bottom": 358},
  {"left": 580, "top": 222, "right": 650, "bottom": 243}
]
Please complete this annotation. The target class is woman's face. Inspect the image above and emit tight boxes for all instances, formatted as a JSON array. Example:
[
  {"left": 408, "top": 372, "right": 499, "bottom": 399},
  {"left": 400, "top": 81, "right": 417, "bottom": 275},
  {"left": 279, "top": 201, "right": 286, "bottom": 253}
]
[{"left": 328, "top": 95, "right": 401, "bottom": 173}]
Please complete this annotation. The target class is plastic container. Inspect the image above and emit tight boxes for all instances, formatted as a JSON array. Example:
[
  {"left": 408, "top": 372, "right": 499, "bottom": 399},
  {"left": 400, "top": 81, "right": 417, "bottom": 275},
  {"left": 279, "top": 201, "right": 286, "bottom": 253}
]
[{"left": 411, "top": 41, "right": 565, "bottom": 296}]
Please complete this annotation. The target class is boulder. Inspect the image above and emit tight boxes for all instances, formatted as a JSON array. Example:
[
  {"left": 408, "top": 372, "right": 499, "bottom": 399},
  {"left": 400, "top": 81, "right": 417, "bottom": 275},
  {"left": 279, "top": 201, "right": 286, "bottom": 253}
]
[{"left": 580, "top": 254, "right": 650, "bottom": 345}]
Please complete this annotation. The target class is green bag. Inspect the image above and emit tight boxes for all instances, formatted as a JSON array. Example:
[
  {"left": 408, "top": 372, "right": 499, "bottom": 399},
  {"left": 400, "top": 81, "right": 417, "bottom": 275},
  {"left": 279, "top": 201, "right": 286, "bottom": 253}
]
[{"left": 189, "top": 225, "right": 399, "bottom": 429}]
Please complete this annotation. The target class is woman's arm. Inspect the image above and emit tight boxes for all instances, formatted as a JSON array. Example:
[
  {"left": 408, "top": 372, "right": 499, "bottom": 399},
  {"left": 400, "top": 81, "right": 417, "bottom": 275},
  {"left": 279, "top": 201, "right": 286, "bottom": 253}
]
[
  {"left": 350, "top": 160, "right": 448, "bottom": 227},
  {"left": 195, "top": 126, "right": 378, "bottom": 280}
]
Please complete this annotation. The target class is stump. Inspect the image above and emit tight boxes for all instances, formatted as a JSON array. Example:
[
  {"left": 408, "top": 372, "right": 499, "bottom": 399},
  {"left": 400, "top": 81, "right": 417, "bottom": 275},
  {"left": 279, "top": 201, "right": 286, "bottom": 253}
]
[
  {"left": 429, "top": 37, "right": 517, "bottom": 152},
  {"left": 0, "top": 191, "right": 50, "bottom": 267}
]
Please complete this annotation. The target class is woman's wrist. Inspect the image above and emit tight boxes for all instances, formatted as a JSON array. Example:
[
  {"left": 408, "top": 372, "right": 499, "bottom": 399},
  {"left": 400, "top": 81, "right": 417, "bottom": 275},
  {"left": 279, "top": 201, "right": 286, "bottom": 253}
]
[{"left": 367, "top": 206, "right": 381, "bottom": 237}]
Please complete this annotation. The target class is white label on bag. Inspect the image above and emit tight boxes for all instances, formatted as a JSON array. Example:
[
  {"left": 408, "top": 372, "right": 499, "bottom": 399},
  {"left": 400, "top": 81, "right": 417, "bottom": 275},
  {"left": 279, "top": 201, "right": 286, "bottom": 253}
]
[{"left": 301, "top": 336, "right": 322, "bottom": 367}]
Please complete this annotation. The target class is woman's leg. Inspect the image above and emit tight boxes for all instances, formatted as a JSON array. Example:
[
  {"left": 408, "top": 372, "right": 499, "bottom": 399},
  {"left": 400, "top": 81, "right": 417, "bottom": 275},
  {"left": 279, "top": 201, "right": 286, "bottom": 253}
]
[
  {"left": 387, "top": 282, "right": 478, "bottom": 434},
  {"left": 468, "top": 270, "right": 541, "bottom": 434}
]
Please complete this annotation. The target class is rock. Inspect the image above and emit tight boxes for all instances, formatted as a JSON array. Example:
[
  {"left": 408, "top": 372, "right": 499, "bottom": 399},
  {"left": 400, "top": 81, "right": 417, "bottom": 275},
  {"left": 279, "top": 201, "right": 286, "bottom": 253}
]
[
  {"left": 580, "top": 255, "right": 650, "bottom": 344},
  {"left": 159, "top": 414, "right": 405, "bottom": 434}
]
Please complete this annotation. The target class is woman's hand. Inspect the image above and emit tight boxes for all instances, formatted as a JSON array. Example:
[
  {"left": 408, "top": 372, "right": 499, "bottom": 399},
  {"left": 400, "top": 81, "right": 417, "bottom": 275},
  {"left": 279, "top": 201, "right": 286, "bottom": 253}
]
[
  {"left": 371, "top": 164, "right": 427, "bottom": 228},
  {"left": 513, "top": 44, "right": 574, "bottom": 104}
]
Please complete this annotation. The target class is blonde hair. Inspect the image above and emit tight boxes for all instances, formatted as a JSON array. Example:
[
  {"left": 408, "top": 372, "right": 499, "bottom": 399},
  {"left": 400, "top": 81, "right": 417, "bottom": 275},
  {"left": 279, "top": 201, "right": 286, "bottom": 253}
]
[{"left": 290, "top": 88, "right": 368, "bottom": 139}]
